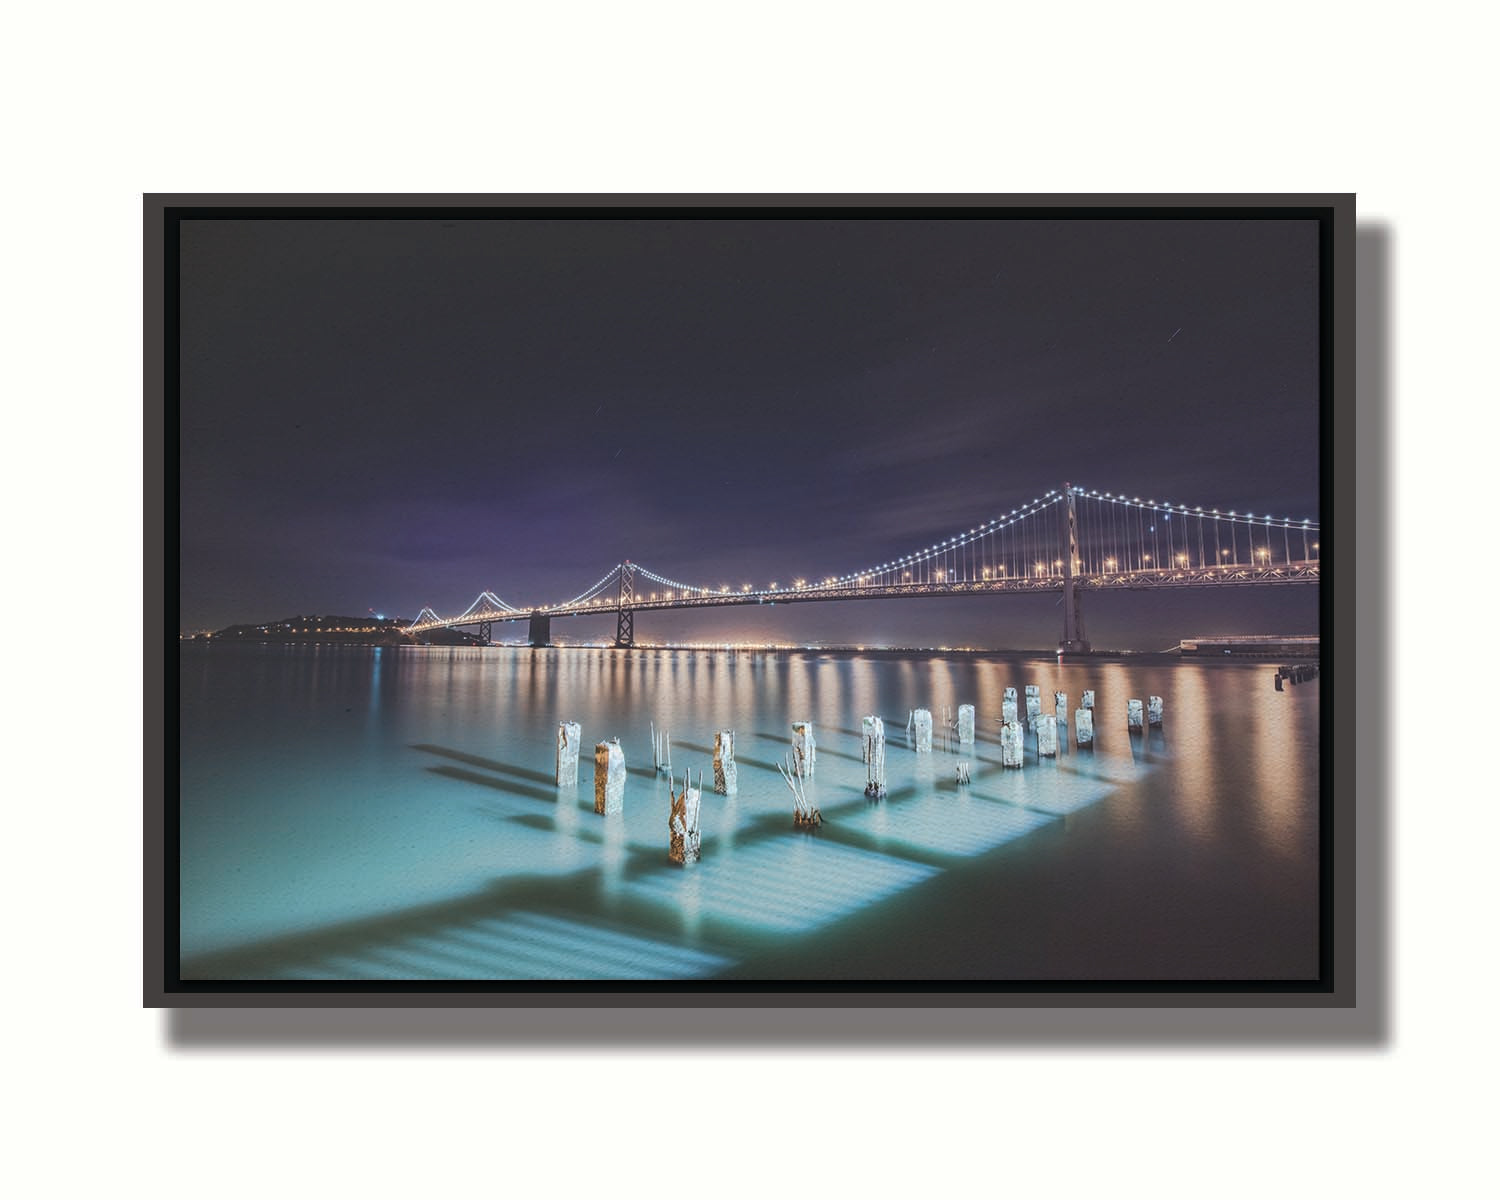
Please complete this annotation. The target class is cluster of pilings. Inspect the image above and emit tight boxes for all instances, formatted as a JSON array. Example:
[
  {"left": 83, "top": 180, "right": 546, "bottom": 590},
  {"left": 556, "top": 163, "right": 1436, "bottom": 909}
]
[
  {"left": 551, "top": 683, "right": 1167, "bottom": 859},
  {"left": 1274, "top": 664, "right": 1319, "bottom": 690},
  {"left": 1127, "top": 696, "right": 1164, "bottom": 732}
]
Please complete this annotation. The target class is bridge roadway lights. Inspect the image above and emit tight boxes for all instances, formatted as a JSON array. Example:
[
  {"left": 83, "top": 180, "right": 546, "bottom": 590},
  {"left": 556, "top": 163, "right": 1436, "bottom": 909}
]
[{"left": 528, "top": 612, "right": 551, "bottom": 647}]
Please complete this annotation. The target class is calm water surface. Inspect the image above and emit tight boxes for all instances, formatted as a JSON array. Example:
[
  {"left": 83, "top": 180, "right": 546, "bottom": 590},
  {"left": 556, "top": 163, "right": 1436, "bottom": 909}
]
[{"left": 178, "top": 644, "right": 1320, "bottom": 981}]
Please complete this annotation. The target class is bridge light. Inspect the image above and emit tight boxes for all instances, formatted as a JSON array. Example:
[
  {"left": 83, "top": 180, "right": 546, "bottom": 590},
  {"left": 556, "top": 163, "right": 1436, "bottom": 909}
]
[
  {"left": 1105, "top": 558, "right": 1116, "bottom": 569},
  {"left": 1143, "top": 555, "right": 1151, "bottom": 564}
]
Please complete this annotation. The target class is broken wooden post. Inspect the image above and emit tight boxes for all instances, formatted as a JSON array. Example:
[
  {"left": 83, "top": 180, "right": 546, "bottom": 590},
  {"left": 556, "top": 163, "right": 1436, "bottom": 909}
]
[
  {"left": 1127, "top": 699, "right": 1144, "bottom": 732},
  {"left": 1001, "top": 720, "right": 1024, "bottom": 768},
  {"left": 1148, "top": 695, "right": 1163, "bottom": 726},
  {"left": 1082, "top": 689, "right": 1095, "bottom": 710},
  {"left": 911, "top": 708, "right": 933, "bottom": 753},
  {"left": 1074, "top": 708, "right": 1094, "bottom": 747},
  {"left": 1037, "top": 713, "right": 1058, "bottom": 757},
  {"left": 1004, "top": 686, "right": 1018, "bottom": 706},
  {"left": 668, "top": 770, "right": 702, "bottom": 865},
  {"left": 1025, "top": 684, "right": 1041, "bottom": 724},
  {"left": 1054, "top": 691, "right": 1068, "bottom": 723},
  {"left": 1002, "top": 697, "right": 1018, "bottom": 724},
  {"left": 957, "top": 703, "right": 975, "bottom": 745},
  {"left": 713, "top": 730, "right": 737, "bottom": 795},
  {"left": 792, "top": 721, "right": 817, "bottom": 777},
  {"left": 956, "top": 761, "right": 971, "bottom": 785},
  {"left": 650, "top": 720, "right": 672, "bottom": 774},
  {"left": 863, "top": 715, "right": 887, "bottom": 799},
  {"left": 778, "top": 752, "right": 822, "bottom": 828},
  {"left": 556, "top": 721, "right": 581, "bottom": 786},
  {"left": 594, "top": 738, "right": 626, "bottom": 814}
]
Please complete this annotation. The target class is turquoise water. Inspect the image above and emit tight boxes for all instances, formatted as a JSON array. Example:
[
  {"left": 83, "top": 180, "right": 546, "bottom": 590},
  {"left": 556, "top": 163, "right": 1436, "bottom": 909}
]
[{"left": 178, "top": 645, "right": 1320, "bottom": 981}]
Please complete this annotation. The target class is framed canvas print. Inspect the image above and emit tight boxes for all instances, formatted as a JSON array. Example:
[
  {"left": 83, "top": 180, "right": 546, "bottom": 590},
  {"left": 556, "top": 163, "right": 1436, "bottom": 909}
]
[{"left": 150, "top": 195, "right": 1355, "bottom": 1012}]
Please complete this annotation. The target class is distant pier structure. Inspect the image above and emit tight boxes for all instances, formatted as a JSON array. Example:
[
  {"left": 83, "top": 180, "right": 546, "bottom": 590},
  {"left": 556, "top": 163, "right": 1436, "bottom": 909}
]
[{"left": 1179, "top": 635, "right": 1318, "bottom": 659}]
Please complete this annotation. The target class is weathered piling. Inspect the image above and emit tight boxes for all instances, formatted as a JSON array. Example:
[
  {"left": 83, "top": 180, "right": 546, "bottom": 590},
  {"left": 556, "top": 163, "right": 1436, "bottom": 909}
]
[
  {"left": 1148, "top": 695, "right": 1164, "bottom": 726},
  {"left": 594, "top": 738, "right": 626, "bottom": 814},
  {"left": 1055, "top": 691, "right": 1068, "bottom": 722},
  {"left": 1004, "top": 686, "right": 1018, "bottom": 706},
  {"left": 713, "top": 730, "right": 738, "bottom": 795},
  {"left": 668, "top": 771, "right": 702, "bottom": 865},
  {"left": 1025, "top": 684, "right": 1041, "bottom": 723},
  {"left": 1075, "top": 708, "right": 1094, "bottom": 747},
  {"left": 792, "top": 721, "right": 817, "bottom": 777},
  {"left": 912, "top": 708, "right": 933, "bottom": 753},
  {"left": 1001, "top": 697, "right": 1018, "bottom": 724},
  {"left": 956, "top": 761, "right": 971, "bottom": 785},
  {"left": 957, "top": 703, "right": 975, "bottom": 745},
  {"left": 778, "top": 752, "right": 822, "bottom": 829},
  {"left": 1274, "top": 673, "right": 1284, "bottom": 691},
  {"left": 556, "top": 721, "right": 581, "bottom": 786},
  {"left": 1001, "top": 721, "right": 1025, "bottom": 768},
  {"left": 1127, "top": 699, "right": 1144, "bottom": 732},
  {"left": 1082, "top": 689, "right": 1095, "bottom": 710},
  {"left": 863, "top": 715, "right": 887, "bottom": 799},
  {"left": 1037, "top": 713, "right": 1059, "bottom": 757},
  {"left": 649, "top": 720, "right": 672, "bottom": 774}
]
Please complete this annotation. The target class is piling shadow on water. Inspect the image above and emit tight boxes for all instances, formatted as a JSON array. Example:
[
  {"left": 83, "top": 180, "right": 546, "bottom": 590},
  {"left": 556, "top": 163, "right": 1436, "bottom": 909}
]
[
  {"left": 752, "top": 730, "right": 866, "bottom": 766},
  {"left": 427, "top": 765, "right": 559, "bottom": 805},
  {"left": 412, "top": 744, "right": 554, "bottom": 786}
]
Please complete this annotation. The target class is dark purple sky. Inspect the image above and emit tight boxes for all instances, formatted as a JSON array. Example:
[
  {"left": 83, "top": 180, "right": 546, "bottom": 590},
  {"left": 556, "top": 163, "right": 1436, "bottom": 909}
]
[{"left": 178, "top": 215, "right": 1321, "bottom": 647}]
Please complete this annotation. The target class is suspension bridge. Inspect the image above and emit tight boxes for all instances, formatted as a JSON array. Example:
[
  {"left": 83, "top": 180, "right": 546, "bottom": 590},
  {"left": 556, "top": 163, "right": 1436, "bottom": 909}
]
[{"left": 405, "top": 484, "right": 1320, "bottom": 652}]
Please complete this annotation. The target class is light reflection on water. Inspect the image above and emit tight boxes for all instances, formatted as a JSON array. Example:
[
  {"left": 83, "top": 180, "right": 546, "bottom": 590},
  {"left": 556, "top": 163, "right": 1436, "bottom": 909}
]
[{"left": 179, "top": 644, "right": 1320, "bottom": 981}]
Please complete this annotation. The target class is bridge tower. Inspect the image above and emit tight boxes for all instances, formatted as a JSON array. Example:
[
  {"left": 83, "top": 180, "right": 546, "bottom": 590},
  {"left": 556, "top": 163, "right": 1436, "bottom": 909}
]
[
  {"left": 528, "top": 611, "right": 551, "bottom": 647},
  {"left": 615, "top": 560, "right": 636, "bottom": 648},
  {"left": 1060, "top": 484, "right": 1091, "bottom": 654},
  {"left": 477, "top": 620, "right": 492, "bottom": 645}
]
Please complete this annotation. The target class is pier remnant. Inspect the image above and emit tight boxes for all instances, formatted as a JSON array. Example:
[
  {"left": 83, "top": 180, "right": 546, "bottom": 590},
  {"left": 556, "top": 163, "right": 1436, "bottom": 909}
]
[
  {"left": 594, "top": 738, "right": 626, "bottom": 814},
  {"left": 1127, "top": 699, "right": 1144, "bottom": 732},
  {"left": 1001, "top": 721, "right": 1024, "bottom": 768},
  {"left": 1075, "top": 708, "right": 1094, "bottom": 747},
  {"left": 1025, "top": 685, "right": 1041, "bottom": 723},
  {"left": 556, "top": 721, "right": 582, "bottom": 786},
  {"left": 956, "top": 761, "right": 971, "bottom": 785},
  {"left": 863, "top": 716, "right": 887, "bottom": 800},
  {"left": 668, "top": 771, "right": 702, "bottom": 865},
  {"left": 778, "top": 752, "right": 822, "bottom": 829},
  {"left": 1004, "top": 686, "right": 1017, "bottom": 706},
  {"left": 1002, "top": 697, "right": 1018, "bottom": 724},
  {"left": 1054, "top": 691, "right": 1068, "bottom": 722},
  {"left": 650, "top": 721, "right": 673, "bottom": 774},
  {"left": 1148, "top": 695, "right": 1164, "bottom": 726},
  {"left": 1037, "top": 713, "right": 1059, "bottom": 757},
  {"left": 957, "top": 704, "right": 975, "bottom": 745},
  {"left": 713, "top": 730, "right": 738, "bottom": 795},
  {"left": 1082, "top": 690, "right": 1095, "bottom": 710},
  {"left": 792, "top": 721, "right": 817, "bottom": 777},
  {"left": 911, "top": 708, "right": 933, "bottom": 753}
]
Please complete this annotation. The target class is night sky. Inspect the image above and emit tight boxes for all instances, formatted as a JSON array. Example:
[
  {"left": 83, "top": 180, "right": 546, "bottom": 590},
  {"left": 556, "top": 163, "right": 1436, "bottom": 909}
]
[{"left": 178, "top": 215, "right": 1321, "bottom": 648}]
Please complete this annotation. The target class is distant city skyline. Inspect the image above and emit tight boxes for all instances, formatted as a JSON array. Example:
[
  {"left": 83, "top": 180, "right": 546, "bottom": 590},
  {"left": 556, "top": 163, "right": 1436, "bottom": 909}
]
[{"left": 178, "top": 212, "right": 1322, "bottom": 648}]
